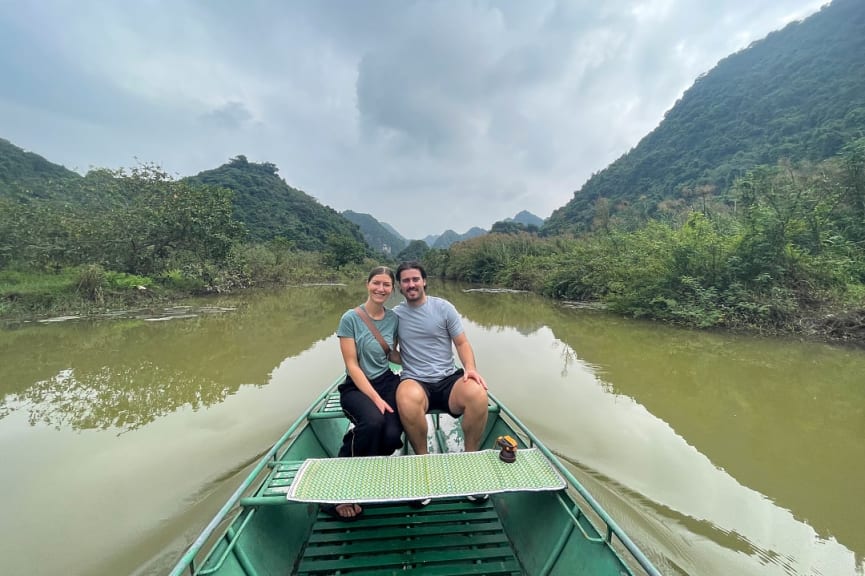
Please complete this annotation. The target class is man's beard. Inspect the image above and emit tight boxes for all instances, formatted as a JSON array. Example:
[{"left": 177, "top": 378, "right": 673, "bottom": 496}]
[{"left": 402, "top": 287, "right": 423, "bottom": 300}]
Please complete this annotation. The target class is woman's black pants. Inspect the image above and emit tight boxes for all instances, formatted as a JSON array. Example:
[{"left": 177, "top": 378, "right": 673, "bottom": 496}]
[{"left": 337, "top": 370, "right": 404, "bottom": 457}]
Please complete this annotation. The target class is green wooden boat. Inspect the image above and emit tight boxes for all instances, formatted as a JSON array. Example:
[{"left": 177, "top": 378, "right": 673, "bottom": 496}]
[{"left": 169, "top": 376, "right": 661, "bottom": 576}]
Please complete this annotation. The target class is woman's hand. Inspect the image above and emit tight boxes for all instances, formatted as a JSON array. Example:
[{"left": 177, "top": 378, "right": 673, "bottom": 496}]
[{"left": 373, "top": 395, "right": 394, "bottom": 414}]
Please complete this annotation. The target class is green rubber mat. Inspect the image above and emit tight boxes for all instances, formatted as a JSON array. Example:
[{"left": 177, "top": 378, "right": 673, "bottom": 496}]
[{"left": 285, "top": 448, "right": 565, "bottom": 503}]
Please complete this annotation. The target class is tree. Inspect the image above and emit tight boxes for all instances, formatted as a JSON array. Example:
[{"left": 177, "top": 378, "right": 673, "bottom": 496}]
[
  {"left": 490, "top": 220, "right": 537, "bottom": 235},
  {"left": 90, "top": 165, "right": 244, "bottom": 274},
  {"left": 397, "top": 240, "right": 430, "bottom": 262},
  {"left": 324, "top": 234, "right": 367, "bottom": 269}
]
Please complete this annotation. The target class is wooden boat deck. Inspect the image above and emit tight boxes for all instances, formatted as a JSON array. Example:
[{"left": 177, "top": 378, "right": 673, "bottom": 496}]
[{"left": 300, "top": 498, "right": 522, "bottom": 575}]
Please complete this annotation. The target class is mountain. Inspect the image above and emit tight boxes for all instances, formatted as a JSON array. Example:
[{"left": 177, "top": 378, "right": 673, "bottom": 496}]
[
  {"left": 506, "top": 210, "right": 544, "bottom": 228},
  {"left": 1, "top": 142, "right": 365, "bottom": 254},
  {"left": 186, "top": 155, "right": 365, "bottom": 251},
  {"left": 421, "top": 212, "right": 543, "bottom": 248},
  {"left": 432, "top": 227, "right": 487, "bottom": 249},
  {"left": 342, "top": 210, "right": 407, "bottom": 255},
  {"left": 0, "top": 138, "right": 81, "bottom": 199},
  {"left": 544, "top": 0, "right": 865, "bottom": 235},
  {"left": 379, "top": 221, "right": 406, "bottom": 241}
]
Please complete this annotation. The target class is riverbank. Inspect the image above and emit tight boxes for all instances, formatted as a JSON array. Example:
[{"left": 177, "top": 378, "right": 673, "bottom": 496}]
[
  {"left": 5, "top": 267, "right": 864, "bottom": 350},
  {"left": 0, "top": 260, "right": 366, "bottom": 324}
]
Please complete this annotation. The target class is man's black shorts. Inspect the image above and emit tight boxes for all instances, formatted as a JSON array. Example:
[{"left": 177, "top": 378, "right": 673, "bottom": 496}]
[{"left": 410, "top": 368, "right": 464, "bottom": 417}]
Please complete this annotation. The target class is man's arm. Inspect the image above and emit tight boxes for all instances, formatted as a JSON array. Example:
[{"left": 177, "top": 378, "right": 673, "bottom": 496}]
[{"left": 453, "top": 332, "right": 487, "bottom": 389}]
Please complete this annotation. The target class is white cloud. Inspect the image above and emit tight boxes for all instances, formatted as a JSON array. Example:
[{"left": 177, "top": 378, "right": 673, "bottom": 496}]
[{"left": 0, "top": 0, "right": 826, "bottom": 238}]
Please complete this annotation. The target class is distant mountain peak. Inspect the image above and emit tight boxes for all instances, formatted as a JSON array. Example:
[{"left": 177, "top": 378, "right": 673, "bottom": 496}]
[{"left": 506, "top": 210, "right": 545, "bottom": 227}]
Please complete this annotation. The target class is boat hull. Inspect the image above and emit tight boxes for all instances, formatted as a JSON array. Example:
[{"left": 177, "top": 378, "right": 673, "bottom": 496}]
[{"left": 169, "top": 378, "right": 660, "bottom": 576}]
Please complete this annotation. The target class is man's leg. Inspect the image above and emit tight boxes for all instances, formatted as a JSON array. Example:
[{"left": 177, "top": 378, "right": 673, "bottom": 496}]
[
  {"left": 396, "top": 379, "right": 429, "bottom": 455},
  {"left": 448, "top": 378, "right": 489, "bottom": 452}
]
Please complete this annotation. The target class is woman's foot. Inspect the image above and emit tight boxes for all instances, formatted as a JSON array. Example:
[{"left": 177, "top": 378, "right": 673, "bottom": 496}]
[
  {"left": 321, "top": 503, "right": 363, "bottom": 521},
  {"left": 335, "top": 503, "right": 363, "bottom": 518}
]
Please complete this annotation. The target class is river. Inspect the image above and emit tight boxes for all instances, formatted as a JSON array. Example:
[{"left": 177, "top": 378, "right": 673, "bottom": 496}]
[{"left": 0, "top": 282, "right": 862, "bottom": 576}]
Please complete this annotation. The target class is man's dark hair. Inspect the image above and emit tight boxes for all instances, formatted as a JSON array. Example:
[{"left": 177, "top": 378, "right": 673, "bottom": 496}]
[{"left": 396, "top": 260, "right": 427, "bottom": 282}]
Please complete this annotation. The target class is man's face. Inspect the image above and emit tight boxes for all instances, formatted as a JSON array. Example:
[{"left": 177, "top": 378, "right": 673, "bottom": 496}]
[{"left": 398, "top": 268, "right": 426, "bottom": 302}]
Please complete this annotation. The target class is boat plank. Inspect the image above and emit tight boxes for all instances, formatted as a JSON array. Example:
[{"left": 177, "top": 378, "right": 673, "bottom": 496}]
[
  {"left": 312, "top": 507, "right": 501, "bottom": 536},
  {"left": 310, "top": 518, "right": 504, "bottom": 544},
  {"left": 305, "top": 531, "right": 511, "bottom": 556},
  {"left": 297, "top": 545, "right": 521, "bottom": 573}
]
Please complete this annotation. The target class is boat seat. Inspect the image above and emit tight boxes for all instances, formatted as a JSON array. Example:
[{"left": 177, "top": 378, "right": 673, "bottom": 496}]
[
  {"left": 307, "top": 389, "right": 499, "bottom": 420},
  {"left": 240, "top": 460, "right": 307, "bottom": 506},
  {"left": 241, "top": 448, "right": 564, "bottom": 507}
]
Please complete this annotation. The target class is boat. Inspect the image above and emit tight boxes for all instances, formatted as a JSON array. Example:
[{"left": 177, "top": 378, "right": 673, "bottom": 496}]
[{"left": 168, "top": 374, "right": 662, "bottom": 576}]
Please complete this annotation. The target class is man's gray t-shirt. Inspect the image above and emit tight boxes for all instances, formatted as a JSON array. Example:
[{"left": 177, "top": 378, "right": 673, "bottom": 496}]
[
  {"left": 337, "top": 307, "right": 398, "bottom": 380},
  {"left": 394, "top": 296, "right": 464, "bottom": 381}
]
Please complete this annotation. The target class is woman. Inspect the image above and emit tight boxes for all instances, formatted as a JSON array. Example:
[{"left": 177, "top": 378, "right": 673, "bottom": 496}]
[{"left": 326, "top": 266, "right": 403, "bottom": 519}]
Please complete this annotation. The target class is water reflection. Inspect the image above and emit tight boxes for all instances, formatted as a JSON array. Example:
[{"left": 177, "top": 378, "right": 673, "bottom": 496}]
[
  {"left": 549, "top": 313, "right": 864, "bottom": 562},
  {"left": 432, "top": 284, "right": 864, "bottom": 575},
  {"left": 0, "top": 285, "right": 356, "bottom": 431}
]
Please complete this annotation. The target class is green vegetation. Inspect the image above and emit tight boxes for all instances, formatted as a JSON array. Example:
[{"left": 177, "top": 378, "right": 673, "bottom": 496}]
[
  {"left": 0, "top": 156, "right": 373, "bottom": 318},
  {"left": 2, "top": 140, "right": 863, "bottom": 343},
  {"left": 342, "top": 210, "right": 408, "bottom": 256},
  {"left": 426, "top": 145, "right": 865, "bottom": 342},
  {"left": 186, "top": 155, "right": 367, "bottom": 251},
  {"left": 544, "top": 0, "right": 865, "bottom": 236},
  {"left": 0, "top": 137, "right": 81, "bottom": 196},
  {"left": 397, "top": 240, "right": 431, "bottom": 262}
]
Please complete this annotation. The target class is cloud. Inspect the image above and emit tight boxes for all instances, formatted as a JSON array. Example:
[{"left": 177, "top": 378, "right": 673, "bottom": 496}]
[
  {"left": 200, "top": 102, "right": 255, "bottom": 131},
  {"left": 0, "top": 0, "right": 826, "bottom": 238}
]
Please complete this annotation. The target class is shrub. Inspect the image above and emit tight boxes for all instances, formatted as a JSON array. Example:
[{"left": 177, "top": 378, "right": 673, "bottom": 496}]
[{"left": 76, "top": 265, "right": 107, "bottom": 302}]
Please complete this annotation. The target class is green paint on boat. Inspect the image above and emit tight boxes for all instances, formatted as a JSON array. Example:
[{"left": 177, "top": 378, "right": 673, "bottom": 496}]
[{"left": 168, "top": 376, "right": 662, "bottom": 576}]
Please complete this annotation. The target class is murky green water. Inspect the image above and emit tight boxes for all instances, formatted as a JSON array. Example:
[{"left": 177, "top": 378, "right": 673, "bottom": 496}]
[{"left": 1, "top": 283, "right": 862, "bottom": 575}]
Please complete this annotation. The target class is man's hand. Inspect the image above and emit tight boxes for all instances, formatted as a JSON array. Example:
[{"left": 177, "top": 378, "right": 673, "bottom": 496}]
[{"left": 463, "top": 369, "right": 487, "bottom": 390}]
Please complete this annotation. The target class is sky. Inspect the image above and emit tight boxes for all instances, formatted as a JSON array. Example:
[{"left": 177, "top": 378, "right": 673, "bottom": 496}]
[{"left": 0, "top": 1, "right": 827, "bottom": 238}]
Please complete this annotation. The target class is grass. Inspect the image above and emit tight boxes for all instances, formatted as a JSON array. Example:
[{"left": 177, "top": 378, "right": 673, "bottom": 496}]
[
  {"left": 0, "top": 254, "right": 378, "bottom": 320},
  {"left": 0, "top": 267, "right": 164, "bottom": 319}
]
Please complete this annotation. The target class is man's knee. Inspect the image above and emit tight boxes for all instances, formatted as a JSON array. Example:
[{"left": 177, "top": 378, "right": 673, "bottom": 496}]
[
  {"left": 468, "top": 383, "right": 488, "bottom": 406},
  {"left": 397, "top": 380, "right": 426, "bottom": 410},
  {"left": 454, "top": 379, "right": 487, "bottom": 410}
]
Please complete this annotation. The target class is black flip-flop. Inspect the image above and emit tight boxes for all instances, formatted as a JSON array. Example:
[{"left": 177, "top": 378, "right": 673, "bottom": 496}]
[{"left": 320, "top": 503, "right": 362, "bottom": 521}]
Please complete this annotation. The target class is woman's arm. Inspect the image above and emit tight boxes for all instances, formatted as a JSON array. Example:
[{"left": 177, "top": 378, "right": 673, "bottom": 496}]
[{"left": 339, "top": 337, "right": 393, "bottom": 413}]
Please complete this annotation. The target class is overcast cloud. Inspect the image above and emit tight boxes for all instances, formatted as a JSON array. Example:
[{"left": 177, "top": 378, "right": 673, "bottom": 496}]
[{"left": 0, "top": 1, "right": 825, "bottom": 238}]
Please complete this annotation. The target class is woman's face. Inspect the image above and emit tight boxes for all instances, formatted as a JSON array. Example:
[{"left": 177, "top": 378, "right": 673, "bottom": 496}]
[{"left": 367, "top": 273, "right": 394, "bottom": 303}]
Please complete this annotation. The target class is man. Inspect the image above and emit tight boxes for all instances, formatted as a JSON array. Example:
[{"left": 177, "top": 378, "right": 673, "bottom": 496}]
[{"left": 393, "top": 260, "right": 489, "bottom": 456}]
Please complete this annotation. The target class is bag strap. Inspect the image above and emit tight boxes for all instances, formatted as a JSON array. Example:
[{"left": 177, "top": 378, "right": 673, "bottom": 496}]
[{"left": 354, "top": 306, "right": 391, "bottom": 355}]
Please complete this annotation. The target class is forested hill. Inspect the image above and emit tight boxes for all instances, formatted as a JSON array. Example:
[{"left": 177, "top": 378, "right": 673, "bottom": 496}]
[
  {"left": 185, "top": 155, "right": 365, "bottom": 251},
  {"left": 544, "top": 0, "right": 865, "bottom": 235},
  {"left": 342, "top": 210, "right": 407, "bottom": 256},
  {"left": 0, "top": 138, "right": 81, "bottom": 198}
]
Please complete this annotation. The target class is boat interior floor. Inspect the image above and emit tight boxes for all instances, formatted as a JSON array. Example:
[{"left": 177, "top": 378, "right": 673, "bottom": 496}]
[{"left": 298, "top": 497, "right": 523, "bottom": 575}]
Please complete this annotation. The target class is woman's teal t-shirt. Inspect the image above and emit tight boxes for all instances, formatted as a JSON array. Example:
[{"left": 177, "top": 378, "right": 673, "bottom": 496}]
[{"left": 337, "top": 306, "right": 398, "bottom": 380}]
